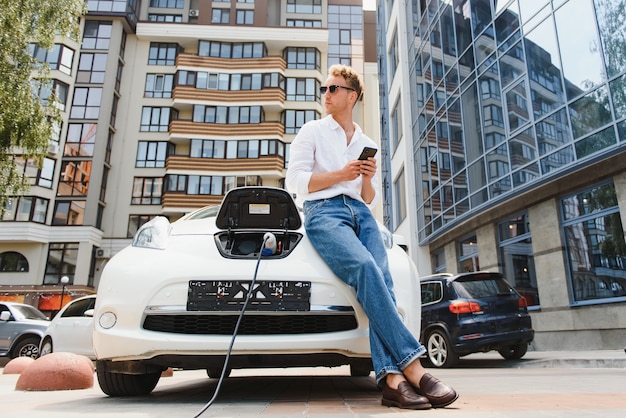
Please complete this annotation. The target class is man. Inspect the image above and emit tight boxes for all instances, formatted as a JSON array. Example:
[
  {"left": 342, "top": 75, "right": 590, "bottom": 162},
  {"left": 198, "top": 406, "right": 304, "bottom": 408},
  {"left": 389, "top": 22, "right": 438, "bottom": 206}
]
[{"left": 286, "top": 64, "right": 459, "bottom": 410}]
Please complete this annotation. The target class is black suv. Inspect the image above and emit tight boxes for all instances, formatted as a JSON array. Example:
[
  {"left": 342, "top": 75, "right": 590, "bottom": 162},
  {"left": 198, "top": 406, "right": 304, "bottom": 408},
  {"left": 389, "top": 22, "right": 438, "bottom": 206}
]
[{"left": 420, "top": 272, "right": 534, "bottom": 368}]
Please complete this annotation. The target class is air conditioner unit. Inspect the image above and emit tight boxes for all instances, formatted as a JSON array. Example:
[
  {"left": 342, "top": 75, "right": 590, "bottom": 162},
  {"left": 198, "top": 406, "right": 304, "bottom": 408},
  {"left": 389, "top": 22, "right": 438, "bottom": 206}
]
[
  {"left": 189, "top": 9, "right": 200, "bottom": 17},
  {"left": 95, "top": 248, "right": 111, "bottom": 259},
  {"left": 48, "top": 142, "right": 59, "bottom": 154}
]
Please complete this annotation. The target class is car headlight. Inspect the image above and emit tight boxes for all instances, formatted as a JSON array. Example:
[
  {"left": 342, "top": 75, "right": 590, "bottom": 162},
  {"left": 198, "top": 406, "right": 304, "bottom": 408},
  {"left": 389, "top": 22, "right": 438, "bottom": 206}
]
[
  {"left": 378, "top": 223, "right": 394, "bottom": 249},
  {"left": 132, "top": 216, "right": 171, "bottom": 249}
]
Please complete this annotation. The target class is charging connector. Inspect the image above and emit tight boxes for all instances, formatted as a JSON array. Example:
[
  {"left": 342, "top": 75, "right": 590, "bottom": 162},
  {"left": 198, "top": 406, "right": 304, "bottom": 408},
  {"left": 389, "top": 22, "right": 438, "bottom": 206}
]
[
  {"left": 194, "top": 233, "right": 272, "bottom": 417},
  {"left": 261, "top": 232, "right": 277, "bottom": 256}
]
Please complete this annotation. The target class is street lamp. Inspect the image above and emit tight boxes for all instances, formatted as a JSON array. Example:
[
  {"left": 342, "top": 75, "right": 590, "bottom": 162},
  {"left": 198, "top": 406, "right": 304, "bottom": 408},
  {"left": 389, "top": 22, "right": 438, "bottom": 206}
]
[{"left": 59, "top": 276, "right": 70, "bottom": 312}]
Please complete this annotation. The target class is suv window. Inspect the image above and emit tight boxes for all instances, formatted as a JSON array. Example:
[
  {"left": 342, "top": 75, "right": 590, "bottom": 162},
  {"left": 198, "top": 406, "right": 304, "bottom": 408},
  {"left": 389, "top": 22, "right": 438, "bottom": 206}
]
[
  {"left": 453, "top": 276, "right": 514, "bottom": 298},
  {"left": 421, "top": 282, "right": 443, "bottom": 304}
]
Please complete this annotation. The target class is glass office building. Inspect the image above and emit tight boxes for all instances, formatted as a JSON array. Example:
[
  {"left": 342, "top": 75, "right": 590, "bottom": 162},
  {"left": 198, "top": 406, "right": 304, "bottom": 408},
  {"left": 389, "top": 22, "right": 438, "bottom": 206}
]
[{"left": 377, "top": 0, "right": 626, "bottom": 349}]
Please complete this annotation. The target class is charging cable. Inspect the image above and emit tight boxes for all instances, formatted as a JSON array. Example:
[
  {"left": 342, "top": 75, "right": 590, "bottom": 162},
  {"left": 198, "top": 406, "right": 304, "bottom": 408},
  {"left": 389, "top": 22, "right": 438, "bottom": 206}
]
[{"left": 194, "top": 233, "right": 273, "bottom": 417}]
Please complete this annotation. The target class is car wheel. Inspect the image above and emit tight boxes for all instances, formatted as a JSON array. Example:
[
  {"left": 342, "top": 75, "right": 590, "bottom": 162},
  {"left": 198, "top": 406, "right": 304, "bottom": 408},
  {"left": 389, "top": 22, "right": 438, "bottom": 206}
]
[
  {"left": 498, "top": 343, "right": 528, "bottom": 360},
  {"left": 425, "top": 329, "right": 458, "bottom": 368},
  {"left": 12, "top": 337, "right": 40, "bottom": 359},
  {"left": 96, "top": 365, "right": 161, "bottom": 396},
  {"left": 206, "top": 367, "right": 231, "bottom": 378},
  {"left": 39, "top": 337, "right": 53, "bottom": 357}
]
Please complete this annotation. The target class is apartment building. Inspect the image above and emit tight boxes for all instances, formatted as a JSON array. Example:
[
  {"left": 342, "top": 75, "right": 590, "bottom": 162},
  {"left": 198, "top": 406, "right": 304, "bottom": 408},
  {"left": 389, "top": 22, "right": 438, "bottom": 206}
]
[
  {"left": 377, "top": 0, "right": 626, "bottom": 350},
  {"left": 0, "top": 0, "right": 379, "bottom": 317}
]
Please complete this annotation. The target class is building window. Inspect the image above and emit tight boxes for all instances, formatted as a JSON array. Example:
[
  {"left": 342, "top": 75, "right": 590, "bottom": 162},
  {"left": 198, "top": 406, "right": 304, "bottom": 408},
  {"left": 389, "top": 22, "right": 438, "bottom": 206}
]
[
  {"left": 148, "top": 14, "right": 183, "bottom": 22},
  {"left": 561, "top": 182, "right": 626, "bottom": 304},
  {"left": 87, "top": 0, "right": 129, "bottom": 12},
  {"left": 52, "top": 201, "right": 86, "bottom": 225},
  {"left": 1, "top": 197, "right": 48, "bottom": 224},
  {"left": 327, "top": 4, "right": 361, "bottom": 67},
  {"left": 128, "top": 215, "right": 158, "bottom": 238},
  {"left": 391, "top": 99, "right": 402, "bottom": 152},
  {"left": 136, "top": 141, "right": 170, "bottom": 168},
  {"left": 192, "top": 105, "right": 262, "bottom": 124},
  {"left": 458, "top": 234, "right": 479, "bottom": 272},
  {"left": 148, "top": 43, "right": 180, "bottom": 65},
  {"left": 82, "top": 21, "right": 112, "bottom": 50},
  {"left": 286, "top": 19, "right": 321, "bottom": 27},
  {"left": 77, "top": 53, "right": 107, "bottom": 83},
  {"left": 283, "top": 47, "right": 321, "bottom": 70},
  {"left": 140, "top": 107, "right": 174, "bottom": 132},
  {"left": 15, "top": 157, "right": 55, "bottom": 189},
  {"left": 431, "top": 248, "right": 446, "bottom": 273},
  {"left": 70, "top": 87, "right": 102, "bottom": 119},
  {"left": 236, "top": 9, "right": 254, "bottom": 24},
  {"left": 0, "top": 251, "right": 29, "bottom": 272},
  {"left": 212, "top": 8, "right": 230, "bottom": 24},
  {"left": 282, "top": 109, "right": 319, "bottom": 134},
  {"left": 33, "top": 79, "right": 69, "bottom": 111},
  {"left": 58, "top": 161, "right": 92, "bottom": 197},
  {"left": 286, "top": 78, "right": 319, "bottom": 101},
  {"left": 394, "top": 169, "right": 407, "bottom": 229},
  {"left": 198, "top": 41, "right": 266, "bottom": 58},
  {"left": 149, "top": 0, "right": 184, "bottom": 8},
  {"left": 132, "top": 177, "right": 163, "bottom": 205},
  {"left": 287, "top": 0, "right": 321, "bottom": 14},
  {"left": 498, "top": 213, "right": 540, "bottom": 307},
  {"left": 43, "top": 243, "right": 78, "bottom": 284},
  {"left": 29, "top": 43, "right": 74, "bottom": 75},
  {"left": 145, "top": 74, "right": 175, "bottom": 98},
  {"left": 65, "top": 123, "right": 97, "bottom": 157},
  {"left": 165, "top": 175, "right": 225, "bottom": 196}
]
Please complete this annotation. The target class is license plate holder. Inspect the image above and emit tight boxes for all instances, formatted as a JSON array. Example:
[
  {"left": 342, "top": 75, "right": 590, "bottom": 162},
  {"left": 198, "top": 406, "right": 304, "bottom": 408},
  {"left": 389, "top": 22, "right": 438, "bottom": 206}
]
[{"left": 187, "top": 280, "right": 311, "bottom": 312}]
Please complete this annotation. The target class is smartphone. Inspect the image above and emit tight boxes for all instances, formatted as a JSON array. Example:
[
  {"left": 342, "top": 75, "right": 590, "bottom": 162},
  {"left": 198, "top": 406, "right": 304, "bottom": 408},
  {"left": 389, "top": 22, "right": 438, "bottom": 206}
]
[{"left": 358, "top": 147, "right": 378, "bottom": 160}]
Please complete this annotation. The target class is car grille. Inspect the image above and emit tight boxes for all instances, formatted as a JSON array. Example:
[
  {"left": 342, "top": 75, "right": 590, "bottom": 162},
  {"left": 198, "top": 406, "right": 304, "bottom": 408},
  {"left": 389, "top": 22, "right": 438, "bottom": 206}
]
[{"left": 143, "top": 314, "right": 358, "bottom": 335}]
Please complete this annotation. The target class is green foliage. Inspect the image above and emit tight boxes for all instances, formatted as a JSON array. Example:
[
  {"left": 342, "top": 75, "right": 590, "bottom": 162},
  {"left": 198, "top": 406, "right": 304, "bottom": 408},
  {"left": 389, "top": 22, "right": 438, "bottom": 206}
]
[{"left": 0, "top": 0, "right": 85, "bottom": 211}]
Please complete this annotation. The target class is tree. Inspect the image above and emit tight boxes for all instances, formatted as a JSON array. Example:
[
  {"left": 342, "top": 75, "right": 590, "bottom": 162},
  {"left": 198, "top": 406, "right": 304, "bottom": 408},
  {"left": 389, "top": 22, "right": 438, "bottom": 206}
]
[{"left": 0, "top": 0, "right": 85, "bottom": 212}]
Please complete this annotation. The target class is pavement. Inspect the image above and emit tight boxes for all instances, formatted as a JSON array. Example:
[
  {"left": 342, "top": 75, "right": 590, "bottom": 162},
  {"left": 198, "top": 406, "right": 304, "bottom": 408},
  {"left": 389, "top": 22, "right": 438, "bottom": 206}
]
[{"left": 1, "top": 349, "right": 625, "bottom": 417}]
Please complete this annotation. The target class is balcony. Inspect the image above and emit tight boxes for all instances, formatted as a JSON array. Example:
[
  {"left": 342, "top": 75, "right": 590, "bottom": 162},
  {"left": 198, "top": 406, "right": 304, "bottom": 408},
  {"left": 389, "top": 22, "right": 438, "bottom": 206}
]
[
  {"left": 176, "top": 53, "right": 286, "bottom": 72},
  {"left": 161, "top": 193, "right": 223, "bottom": 210},
  {"left": 165, "top": 154, "right": 285, "bottom": 173},
  {"left": 173, "top": 86, "right": 285, "bottom": 104},
  {"left": 169, "top": 120, "right": 284, "bottom": 139}
]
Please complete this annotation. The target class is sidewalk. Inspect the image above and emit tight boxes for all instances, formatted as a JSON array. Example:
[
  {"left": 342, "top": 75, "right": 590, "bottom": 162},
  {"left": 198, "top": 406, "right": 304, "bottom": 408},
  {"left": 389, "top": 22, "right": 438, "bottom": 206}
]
[
  {"left": 1, "top": 350, "right": 625, "bottom": 417},
  {"left": 460, "top": 348, "right": 626, "bottom": 368}
]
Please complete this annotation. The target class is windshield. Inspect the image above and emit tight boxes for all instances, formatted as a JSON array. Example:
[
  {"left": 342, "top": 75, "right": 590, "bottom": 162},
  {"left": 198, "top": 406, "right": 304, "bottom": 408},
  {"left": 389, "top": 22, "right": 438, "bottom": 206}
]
[{"left": 12, "top": 305, "right": 48, "bottom": 320}]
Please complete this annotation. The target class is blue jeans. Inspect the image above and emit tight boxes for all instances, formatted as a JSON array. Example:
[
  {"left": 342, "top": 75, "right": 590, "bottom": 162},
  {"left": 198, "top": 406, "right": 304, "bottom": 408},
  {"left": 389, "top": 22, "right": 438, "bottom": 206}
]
[{"left": 303, "top": 195, "right": 425, "bottom": 386}]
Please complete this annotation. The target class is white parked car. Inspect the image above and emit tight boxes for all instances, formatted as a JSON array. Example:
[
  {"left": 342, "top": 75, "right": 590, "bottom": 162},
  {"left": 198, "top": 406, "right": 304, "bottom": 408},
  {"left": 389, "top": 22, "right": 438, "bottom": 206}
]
[
  {"left": 93, "top": 187, "right": 421, "bottom": 396},
  {"left": 39, "top": 295, "right": 96, "bottom": 360}
]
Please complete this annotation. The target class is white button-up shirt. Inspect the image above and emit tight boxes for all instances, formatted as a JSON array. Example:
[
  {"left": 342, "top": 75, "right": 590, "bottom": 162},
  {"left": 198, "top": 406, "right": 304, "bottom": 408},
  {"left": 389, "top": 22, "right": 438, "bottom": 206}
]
[{"left": 286, "top": 115, "right": 379, "bottom": 208}]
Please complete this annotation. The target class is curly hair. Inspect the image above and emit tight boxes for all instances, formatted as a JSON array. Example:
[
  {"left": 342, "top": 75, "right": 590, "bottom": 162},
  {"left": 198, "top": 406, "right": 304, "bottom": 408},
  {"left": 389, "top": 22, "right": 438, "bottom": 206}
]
[{"left": 328, "top": 64, "right": 363, "bottom": 100}]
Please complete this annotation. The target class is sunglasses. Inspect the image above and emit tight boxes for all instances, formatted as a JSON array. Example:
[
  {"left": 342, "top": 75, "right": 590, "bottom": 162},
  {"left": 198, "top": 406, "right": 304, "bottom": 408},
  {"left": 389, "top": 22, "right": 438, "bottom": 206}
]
[{"left": 320, "top": 85, "right": 356, "bottom": 94}]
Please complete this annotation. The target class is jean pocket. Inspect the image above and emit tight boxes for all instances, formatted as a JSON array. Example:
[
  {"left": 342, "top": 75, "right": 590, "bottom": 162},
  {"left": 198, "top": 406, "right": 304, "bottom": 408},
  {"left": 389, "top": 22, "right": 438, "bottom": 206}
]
[{"left": 303, "top": 199, "right": 327, "bottom": 217}]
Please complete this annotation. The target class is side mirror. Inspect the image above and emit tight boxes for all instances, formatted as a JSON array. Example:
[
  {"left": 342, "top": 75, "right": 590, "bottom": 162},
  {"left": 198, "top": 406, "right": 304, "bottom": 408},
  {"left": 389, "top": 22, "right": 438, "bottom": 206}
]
[
  {"left": 0, "top": 311, "right": 11, "bottom": 321},
  {"left": 84, "top": 309, "right": 94, "bottom": 318}
]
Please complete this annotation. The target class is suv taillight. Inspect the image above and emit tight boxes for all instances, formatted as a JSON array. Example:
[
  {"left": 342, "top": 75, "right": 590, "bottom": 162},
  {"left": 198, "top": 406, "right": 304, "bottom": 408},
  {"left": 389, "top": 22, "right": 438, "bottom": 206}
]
[
  {"left": 449, "top": 300, "right": 482, "bottom": 314},
  {"left": 518, "top": 296, "right": 528, "bottom": 309}
]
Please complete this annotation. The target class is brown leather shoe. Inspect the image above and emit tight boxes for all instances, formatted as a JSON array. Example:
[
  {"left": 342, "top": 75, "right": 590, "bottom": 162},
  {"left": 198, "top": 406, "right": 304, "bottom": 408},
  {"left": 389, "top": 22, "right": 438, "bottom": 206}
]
[
  {"left": 381, "top": 381, "right": 432, "bottom": 410},
  {"left": 414, "top": 373, "right": 459, "bottom": 408}
]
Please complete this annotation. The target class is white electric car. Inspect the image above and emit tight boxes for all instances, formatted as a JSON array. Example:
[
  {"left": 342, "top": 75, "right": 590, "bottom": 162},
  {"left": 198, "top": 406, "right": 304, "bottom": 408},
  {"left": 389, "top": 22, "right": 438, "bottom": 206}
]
[{"left": 93, "top": 187, "right": 421, "bottom": 396}]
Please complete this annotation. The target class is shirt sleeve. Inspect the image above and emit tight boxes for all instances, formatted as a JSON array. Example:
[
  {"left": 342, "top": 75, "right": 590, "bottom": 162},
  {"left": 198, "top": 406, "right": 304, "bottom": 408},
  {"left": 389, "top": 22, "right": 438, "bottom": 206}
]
[{"left": 285, "top": 122, "right": 316, "bottom": 197}]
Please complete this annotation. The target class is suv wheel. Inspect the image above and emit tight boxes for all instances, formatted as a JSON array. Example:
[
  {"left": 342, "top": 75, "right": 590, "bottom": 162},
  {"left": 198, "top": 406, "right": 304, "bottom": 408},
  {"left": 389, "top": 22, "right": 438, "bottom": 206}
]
[
  {"left": 96, "top": 365, "right": 161, "bottom": 396},
  {"left": 12, "top": 337, "right": 40, "bottom": 359},
  {"left": 498, "top": 343, "right": 528, "bottom": 360},
  {"left": 425, "top": 329, "right": 458, "bottom": 368}
]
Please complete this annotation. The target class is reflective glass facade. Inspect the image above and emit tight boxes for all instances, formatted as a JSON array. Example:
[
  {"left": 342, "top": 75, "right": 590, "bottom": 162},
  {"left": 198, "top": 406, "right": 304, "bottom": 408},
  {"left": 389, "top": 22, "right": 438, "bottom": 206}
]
[{"left": 409, "top": 0, "right": 626, "bottom": 242}]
